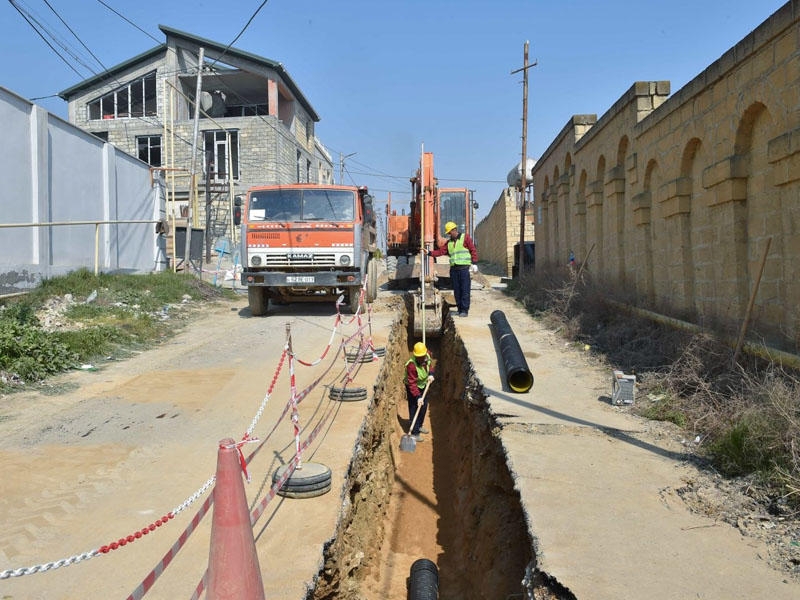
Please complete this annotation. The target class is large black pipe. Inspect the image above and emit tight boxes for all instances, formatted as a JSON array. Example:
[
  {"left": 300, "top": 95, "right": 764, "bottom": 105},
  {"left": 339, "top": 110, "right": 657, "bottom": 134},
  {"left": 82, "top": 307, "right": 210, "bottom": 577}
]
[
  {"left": 490, "top": 310, "right": 534, "bottom": 393},
  {"left": 408, "top": 558, "right": 438, "bottom": 599}
]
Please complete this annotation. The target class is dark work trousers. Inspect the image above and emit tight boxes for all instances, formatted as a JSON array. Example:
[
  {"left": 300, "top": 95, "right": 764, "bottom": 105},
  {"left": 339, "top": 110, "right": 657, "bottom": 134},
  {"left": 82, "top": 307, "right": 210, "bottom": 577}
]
[
  {"left": 406, "top": 386, "right": 428, "bottom": 435},
  {"left": 450, "top": 267, "right": 471, "bottom": 314}
]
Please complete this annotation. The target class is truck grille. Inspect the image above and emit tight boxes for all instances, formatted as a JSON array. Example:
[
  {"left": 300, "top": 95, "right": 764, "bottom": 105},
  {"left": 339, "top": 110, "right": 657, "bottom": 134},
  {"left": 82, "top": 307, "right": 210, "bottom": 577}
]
[{"left": 263, "top": 253, "right": 337, "bottom": 266}]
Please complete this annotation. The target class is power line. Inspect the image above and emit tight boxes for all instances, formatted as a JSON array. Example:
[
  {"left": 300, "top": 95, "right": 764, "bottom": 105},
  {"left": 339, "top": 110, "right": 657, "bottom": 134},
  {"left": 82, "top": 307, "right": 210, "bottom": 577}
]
[
  {"left": 9, "top": 0, "right": 87, "bottom": 78},
  {"left": 207, "top": 0, "right": 270, "bottom": 69},
  {"left": 96, "top": 0, "right": 160, "bottom": 43},
  {"left": 43, "top": 0, "right": 108, "bottom": 73}
]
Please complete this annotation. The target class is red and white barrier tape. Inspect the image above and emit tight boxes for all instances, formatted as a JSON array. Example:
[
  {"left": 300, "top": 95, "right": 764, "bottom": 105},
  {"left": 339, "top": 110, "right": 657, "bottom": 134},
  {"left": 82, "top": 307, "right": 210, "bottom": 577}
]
[
  {"left": 220, "top": 437, "right": 260, "bottom": 483},
  {"left": 2, "top": 287, "right": 378, "bottom": 589},
  {"left": 0, "top": 476, "right": 216, "bottom": 581},
  {"left": 294, "top": 313, "right": 341, "bottom": 367},
  {"left": 125, "top": 493, "right": 214, "bottom": 600},
  {"left": 244, "top": 347, "right": 288, "bottom": 438}
]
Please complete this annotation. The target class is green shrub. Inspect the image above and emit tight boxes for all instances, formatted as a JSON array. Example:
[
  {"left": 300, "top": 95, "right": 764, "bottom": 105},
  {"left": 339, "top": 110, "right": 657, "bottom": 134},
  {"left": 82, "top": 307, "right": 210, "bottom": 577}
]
[
  {"left": 636, "top": 398, "right": 687, "bottom": 428},
  {"left": 708, "top": 414, "right": 778, "bottom": 476},
  {"left": 0, "top": 321, "right": 78, "bottom": 381},
  {"left": 1, "top": 301, "right": 40, "bottom": 326},
  {"left": 0, "top": 270, "right": 227, "bottom": 389}
]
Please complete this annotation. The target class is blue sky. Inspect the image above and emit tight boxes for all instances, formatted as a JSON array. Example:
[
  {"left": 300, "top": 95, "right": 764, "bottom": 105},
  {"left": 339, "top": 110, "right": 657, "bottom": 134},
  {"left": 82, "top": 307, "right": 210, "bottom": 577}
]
[{"left": 1, "top": 0, "right": 786, "bottom": 223}]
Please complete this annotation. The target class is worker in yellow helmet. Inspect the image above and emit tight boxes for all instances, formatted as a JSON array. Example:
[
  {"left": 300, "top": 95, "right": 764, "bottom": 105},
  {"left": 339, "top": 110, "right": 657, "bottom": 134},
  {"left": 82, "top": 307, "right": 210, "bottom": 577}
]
[
  {"left": 423, "top": 221, "right": 479, "bottom": 317},
  {"left": 404, "top": 341, "right": 435, "bottom": 441}
]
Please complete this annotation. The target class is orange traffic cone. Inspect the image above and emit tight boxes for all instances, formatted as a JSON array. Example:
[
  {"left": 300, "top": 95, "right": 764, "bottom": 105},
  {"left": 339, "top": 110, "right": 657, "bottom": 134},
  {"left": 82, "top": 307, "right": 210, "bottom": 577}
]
[{"left": 206, "top": 438, "right": 265, "bottom": 600}]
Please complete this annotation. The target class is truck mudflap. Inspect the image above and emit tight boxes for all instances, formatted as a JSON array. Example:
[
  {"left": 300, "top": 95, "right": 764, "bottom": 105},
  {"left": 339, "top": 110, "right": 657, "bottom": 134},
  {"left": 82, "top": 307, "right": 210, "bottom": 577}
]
[{"left": 241, "top": 270, "right": 363, "bottom": 287}]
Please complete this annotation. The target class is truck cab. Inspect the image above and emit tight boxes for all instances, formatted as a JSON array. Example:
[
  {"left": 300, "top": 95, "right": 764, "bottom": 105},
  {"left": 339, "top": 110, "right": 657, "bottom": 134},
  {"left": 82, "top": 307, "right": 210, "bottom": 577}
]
[{"left": 236, "top": 184, "right": 377, "bottom": 315}]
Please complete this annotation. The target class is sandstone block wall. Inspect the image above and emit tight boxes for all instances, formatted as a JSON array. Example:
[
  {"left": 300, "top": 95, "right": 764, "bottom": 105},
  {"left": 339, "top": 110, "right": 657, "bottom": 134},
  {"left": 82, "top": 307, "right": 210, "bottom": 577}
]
[
  {"left": 530, "top": 1, "right": 800, "bottom": 351},
  {"left": 474, "top": 188, "right": 535, "bottom": 276}
]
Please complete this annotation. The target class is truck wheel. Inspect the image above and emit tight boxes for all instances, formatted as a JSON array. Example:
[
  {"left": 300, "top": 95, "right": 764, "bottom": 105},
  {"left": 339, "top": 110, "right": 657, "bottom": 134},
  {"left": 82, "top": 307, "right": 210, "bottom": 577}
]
[
  {"left": 248, "top": 286, "right": 268, "bottom": 316},
  {"left": 348, "top": 286, "right": 362, "bottom": 313},
  {"left": 367, "top": 259, "right": 378, "bottom": 303}
]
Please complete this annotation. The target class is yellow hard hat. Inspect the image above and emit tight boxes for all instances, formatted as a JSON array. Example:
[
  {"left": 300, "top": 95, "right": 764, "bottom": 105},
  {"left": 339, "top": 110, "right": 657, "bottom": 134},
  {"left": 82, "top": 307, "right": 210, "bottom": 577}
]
[
  {"left": 413, "top": 342, "right": 428, "bottom": 357},
  {"left": 444, "top": 221, "right": 458, "bottom": 234}
]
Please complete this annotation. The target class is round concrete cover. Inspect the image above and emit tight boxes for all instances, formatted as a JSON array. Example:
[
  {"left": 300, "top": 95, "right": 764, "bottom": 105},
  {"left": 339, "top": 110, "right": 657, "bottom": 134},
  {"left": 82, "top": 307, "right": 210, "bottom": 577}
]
[{"left": 273, "top": 461, "right": 332, "bottom": 494}]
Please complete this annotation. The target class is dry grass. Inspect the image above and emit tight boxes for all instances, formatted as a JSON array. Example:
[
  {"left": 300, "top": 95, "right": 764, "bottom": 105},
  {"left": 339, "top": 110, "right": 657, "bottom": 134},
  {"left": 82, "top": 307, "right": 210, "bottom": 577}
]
[{"left": 509, "top": 265, "right": 800, "bottom": 508}]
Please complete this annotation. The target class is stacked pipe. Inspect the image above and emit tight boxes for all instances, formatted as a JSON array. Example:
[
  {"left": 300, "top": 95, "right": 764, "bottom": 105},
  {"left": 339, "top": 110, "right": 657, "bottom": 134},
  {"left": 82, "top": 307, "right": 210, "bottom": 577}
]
[{"left": 490, "top": 310, "right": 534, "bottom": 393}]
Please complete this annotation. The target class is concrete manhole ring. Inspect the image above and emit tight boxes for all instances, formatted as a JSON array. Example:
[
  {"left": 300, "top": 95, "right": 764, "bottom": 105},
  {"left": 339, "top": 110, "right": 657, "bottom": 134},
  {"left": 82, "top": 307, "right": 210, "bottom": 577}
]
[
  {"left": 273, "top": 461, "right": 332, "bottom": 488},
  {"left": 277, "top": 482, "right": 332, "bottom": 499},
  {"left": 328, "top": 386, "right": 368, "bottom": 401}
]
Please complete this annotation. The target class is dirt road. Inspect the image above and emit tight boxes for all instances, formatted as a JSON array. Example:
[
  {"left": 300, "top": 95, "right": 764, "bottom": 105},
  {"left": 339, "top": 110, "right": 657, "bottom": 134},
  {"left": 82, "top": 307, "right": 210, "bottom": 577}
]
[{"left": 0, "top": 297, "right": 394, "bottom": 599}]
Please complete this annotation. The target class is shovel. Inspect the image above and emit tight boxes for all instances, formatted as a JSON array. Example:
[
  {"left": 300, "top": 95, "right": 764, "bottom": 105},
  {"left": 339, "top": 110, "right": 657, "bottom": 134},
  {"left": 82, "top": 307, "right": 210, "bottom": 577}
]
[{"left": 400, "top": 383, "right": 432, "bottom": 453}]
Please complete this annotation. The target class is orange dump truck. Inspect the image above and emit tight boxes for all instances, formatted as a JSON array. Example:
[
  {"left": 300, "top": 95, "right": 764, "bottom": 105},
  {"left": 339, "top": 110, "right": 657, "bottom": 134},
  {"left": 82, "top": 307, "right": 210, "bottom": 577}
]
[{"left": 235, "top": 183, "right": 378, "bottom": 315}]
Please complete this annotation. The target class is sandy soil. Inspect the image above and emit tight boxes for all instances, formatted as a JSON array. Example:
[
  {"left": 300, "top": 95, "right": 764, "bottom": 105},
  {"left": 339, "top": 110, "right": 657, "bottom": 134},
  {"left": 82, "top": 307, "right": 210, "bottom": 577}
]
[{"left": 0, "top": 296, "right": 394, "bottom": 599}]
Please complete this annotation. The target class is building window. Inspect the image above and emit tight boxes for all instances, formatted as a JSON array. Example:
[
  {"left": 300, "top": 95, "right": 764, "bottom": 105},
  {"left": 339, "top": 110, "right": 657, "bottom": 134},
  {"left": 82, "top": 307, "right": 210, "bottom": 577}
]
[
  {"left": 306, "top": 159, "right": 312, "bottom": 183},
  {"left": 203, "top": 130, "right": 239, "bottom": 181},
  {"left": 296, "top": 150, "right": 302, "bottom": 183},
  {"left": 92, "top": 131, "right": 109, "bottom": 142},
  {"left": 137, "top": 135, "right": 162, "bottom": 167},
  {"left": 88, "top": 71, "right": 157, "bottom": 120},
  {"left": 225, "top": 103, "right": 269, "bottom": 117}
]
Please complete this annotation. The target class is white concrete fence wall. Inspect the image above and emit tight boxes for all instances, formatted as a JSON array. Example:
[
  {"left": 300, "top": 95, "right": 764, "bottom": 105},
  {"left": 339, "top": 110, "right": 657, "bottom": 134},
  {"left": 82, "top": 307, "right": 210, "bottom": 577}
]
[{"left": 1, "top": 87, "right": 164, "bottom": 294}]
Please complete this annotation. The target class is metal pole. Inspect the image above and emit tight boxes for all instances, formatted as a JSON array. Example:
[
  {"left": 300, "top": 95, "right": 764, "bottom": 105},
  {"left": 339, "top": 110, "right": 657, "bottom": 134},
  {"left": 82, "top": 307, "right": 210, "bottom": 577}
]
[
  {"left": 94, "top": 223, "right": 100, "bottom": 275},
  {"left": 185, "top": 46, "right": 205, "bottom": 272},
  {"left": 420, "top": 143, "right": 426, "bottom": 347},
  {"left": 205, "top": 150, "right": 212, "bottom": 261},
  {"left": 227, "top": 131, "right": 235, "bottom": 246},
  {"left": 339, "top": 152, "right": 356, "bottom": 185},
  {"left": 169, "top": 86, "right": 177, "bottom": 272}
]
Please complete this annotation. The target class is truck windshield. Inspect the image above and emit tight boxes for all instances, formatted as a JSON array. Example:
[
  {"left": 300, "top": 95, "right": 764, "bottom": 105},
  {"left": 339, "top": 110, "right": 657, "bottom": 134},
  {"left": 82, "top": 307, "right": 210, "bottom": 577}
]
[{"left": 248, "top": 189, "right": 355, "bottom": 222}]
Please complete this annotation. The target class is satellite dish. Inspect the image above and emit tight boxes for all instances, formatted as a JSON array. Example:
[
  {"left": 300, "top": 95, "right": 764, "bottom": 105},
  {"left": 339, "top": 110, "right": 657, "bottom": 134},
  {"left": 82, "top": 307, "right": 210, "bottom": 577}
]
[{"left": 200, "top": 91, "right": 213, "bottom": 112}]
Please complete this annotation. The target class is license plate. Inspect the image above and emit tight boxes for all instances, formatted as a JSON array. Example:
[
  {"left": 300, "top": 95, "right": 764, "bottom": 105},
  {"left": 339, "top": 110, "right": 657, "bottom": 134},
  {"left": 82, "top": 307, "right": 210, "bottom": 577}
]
[{"left": 286, "top": 275, "right": 315, "bottom": 283}]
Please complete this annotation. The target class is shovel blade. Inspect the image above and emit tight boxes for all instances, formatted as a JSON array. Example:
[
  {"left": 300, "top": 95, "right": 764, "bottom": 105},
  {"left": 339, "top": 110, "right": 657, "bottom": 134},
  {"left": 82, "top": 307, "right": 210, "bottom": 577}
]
[{"left": 399, "top": 434, "right": 417, "bottom": 453}]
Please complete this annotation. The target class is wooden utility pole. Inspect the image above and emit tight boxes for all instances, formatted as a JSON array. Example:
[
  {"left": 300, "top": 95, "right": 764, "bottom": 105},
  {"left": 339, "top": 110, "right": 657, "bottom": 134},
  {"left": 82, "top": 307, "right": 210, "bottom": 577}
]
[
  {"left": 185, "top": 46, "right": 205, "bottom": 272},
  {"left": 511, "top": 41, "right": 536, "bottom": 279}
]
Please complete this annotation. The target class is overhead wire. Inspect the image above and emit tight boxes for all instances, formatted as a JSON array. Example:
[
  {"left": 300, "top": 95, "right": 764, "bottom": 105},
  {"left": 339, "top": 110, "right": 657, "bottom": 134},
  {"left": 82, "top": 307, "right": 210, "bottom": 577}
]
[
  {"left": 9, "top": 0, "right": 90, "bottom": 78},
  {"left": 18, "top": 0, "right": 100, "bottom": 75},
  {"left": 43, "top": 0, "right": 108, "bottom": 73},
  {"left": 17, "top": 1, "right": 497, "bottom": 195},
  {"left": 12, "top": 1, "right": 316, "bottom": 179},
  {"left": 206, "top": 0, "right": 271, "bottom": 70},
  {"left": 95, "top": 0, "right": 160, "bottom": 43}
]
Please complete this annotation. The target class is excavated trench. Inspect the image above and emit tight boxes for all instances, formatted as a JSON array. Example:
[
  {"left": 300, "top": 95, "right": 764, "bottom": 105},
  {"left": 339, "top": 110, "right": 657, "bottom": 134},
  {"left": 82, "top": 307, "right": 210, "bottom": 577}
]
[{"left": 308, "top": 299, "right": 572, "bottom": 599}]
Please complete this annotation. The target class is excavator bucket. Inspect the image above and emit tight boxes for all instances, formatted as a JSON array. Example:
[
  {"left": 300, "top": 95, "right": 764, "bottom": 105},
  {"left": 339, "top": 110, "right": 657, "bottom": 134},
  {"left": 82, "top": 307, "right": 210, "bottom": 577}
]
[{"left": 411, "top": 283, "right": 444, "bottom": 338}]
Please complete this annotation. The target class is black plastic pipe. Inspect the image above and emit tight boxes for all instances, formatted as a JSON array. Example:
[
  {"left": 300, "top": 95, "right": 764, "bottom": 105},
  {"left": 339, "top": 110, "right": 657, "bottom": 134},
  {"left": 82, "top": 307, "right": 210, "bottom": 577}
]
[
  {"left": 408, "top": 558, "right": 438, "bottom": 599},
  {"left": 490, "top": 310, "right": 534, "bottom": 393}
]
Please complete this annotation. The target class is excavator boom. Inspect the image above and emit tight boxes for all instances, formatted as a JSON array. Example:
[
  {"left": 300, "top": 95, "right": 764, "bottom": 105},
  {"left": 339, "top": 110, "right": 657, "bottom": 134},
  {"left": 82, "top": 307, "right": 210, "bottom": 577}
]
[{"left": 385, "top": 150, "right": 473, "bottom": 338}]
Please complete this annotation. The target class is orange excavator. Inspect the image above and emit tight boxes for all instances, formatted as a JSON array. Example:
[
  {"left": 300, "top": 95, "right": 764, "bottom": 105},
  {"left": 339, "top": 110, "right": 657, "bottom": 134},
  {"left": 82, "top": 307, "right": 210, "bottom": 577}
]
[{"left": 385, "top": 150, "right": 473, "bottom": 338}]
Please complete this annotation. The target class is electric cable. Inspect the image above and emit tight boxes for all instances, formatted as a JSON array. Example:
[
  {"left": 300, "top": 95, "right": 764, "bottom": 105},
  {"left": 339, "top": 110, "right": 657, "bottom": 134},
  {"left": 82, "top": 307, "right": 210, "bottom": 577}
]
[
  {"left": 9, "top": 0, "right": 88, "bottom": 78},
  {"left": 43, "top": 0, "right": 109, "bottom": 73},
  {"left": 95, "top": 0, "right": 160, "bottom": 43},
  {"left": 206, "top": 0, "right": 271, "bottom": 70}
]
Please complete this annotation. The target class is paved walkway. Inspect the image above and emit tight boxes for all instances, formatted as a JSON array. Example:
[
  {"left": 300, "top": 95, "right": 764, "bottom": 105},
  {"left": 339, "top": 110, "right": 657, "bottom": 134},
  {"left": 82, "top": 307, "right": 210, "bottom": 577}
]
[{"left": 454, "top": 279, "right": 799, "bottom": 599}]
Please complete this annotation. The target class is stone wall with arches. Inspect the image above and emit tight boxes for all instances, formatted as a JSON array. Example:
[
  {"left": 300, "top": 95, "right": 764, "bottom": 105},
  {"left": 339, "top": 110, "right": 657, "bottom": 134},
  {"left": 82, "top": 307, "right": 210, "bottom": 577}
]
[{"left": 531, "top": 1, "right": 800, "bottom": 351}]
